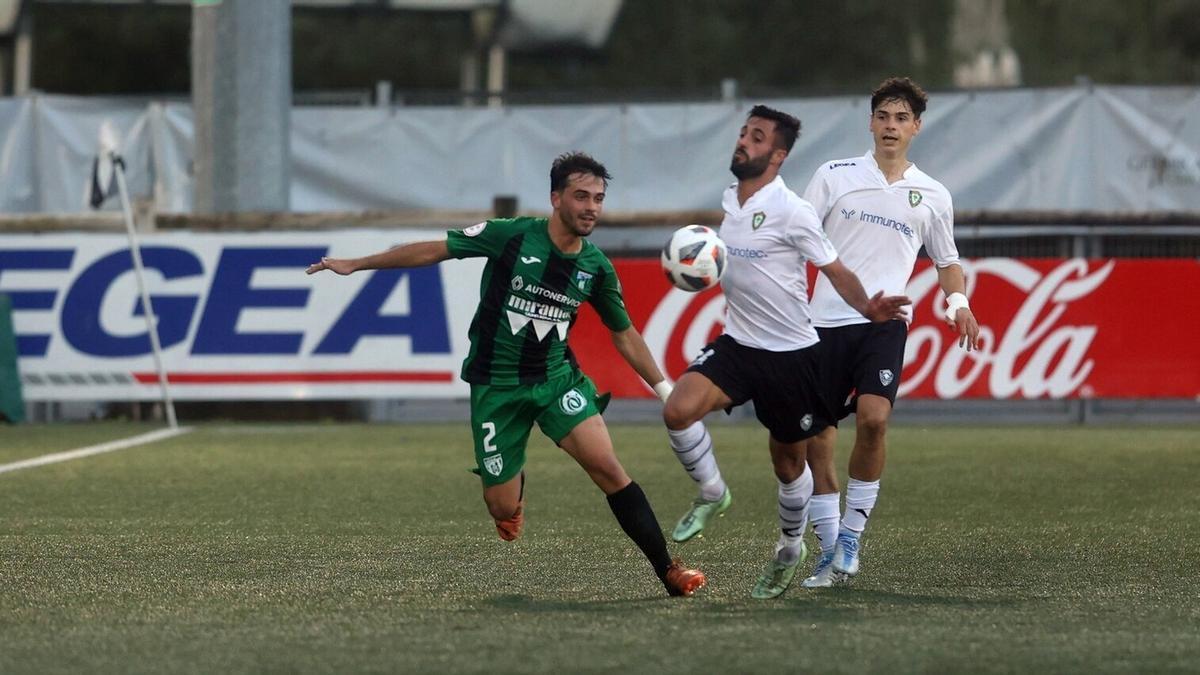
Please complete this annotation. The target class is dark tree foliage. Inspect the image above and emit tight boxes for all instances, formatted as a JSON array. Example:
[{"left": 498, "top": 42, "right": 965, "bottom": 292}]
[{"left": 24, "top": 0, "right": 1200, "bottom": 98}]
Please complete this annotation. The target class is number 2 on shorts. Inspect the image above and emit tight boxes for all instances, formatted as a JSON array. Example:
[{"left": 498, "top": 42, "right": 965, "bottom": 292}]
[{"left": 481, "top": 421, "right": 498, "bottom": 453}]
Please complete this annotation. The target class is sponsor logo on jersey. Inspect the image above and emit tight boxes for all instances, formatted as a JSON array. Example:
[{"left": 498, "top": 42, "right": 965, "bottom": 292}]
[
  {"left": 727, "top": 247, "right": 768, "bottom": 259},
  {"left": 800, "top": 414, "right": 813, "bottom": 431},
  {"left": 484, "top": 454, "right": 504, "bottom": 476},
  {"left": 511, "top": 276, "right": 524, "bottom": 291},
  {"left": 840, "top": 208, "right": 857, "bottom": 220},
  {"left": 523, "top": 282, "right": 581, "bottom": 306},
  {"left": 575, "top": 270, "right": 594, "bottom": 292},
  {"left": 559, "top": 388, "right": 587, "bottom": 414},
  {"left": 521, "top": 255, "right": 541, "bottom": 264},
  {"left": 879, "top": 369, "right": 894, "bottom": 386},
  {"left": 752, "top": 212, "right": 766, "bottom": 230},
  {"left": 505, "top": 292, "right": 571, "bottom": 341},
  {"left": 908, "top": 190, "right": 922, "bottom": 208},
  {"left": 858, "top": 210, "right": 914, "bottom": 238},
  {"left": 464, "top": 222, "right": 487, "bottom": 237},
  {"left": 829, "top": 162, "right": 857, "bottom": 169}
]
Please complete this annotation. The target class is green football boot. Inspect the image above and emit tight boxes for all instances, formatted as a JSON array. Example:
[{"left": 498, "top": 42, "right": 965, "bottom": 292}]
[
  {"left": 671, "top": 488, "right": 732, "bottom": 543},
  {"left": 750, "top": 540, "right": 807, "bottom": 599}
]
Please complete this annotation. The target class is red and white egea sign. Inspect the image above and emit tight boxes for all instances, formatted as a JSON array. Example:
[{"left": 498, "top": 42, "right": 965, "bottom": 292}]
[{"left": 570, "top": 258, "right": 1200, "bottom": 400}]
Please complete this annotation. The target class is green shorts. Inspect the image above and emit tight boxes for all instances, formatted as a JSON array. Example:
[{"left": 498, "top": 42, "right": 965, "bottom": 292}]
[{"left": 469, "top": 370, "right": 608, "bottom": 486}]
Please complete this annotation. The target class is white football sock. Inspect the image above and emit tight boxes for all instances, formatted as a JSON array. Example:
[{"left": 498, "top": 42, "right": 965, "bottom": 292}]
[
  {"left": 841, "top": 478, "right": 880, "bottom": 535},
  {"left": 667, "top": 421, "right": 725, "bottom": 502},
  {"left": 809, "top": 492, "right": 841, "bottom": 554},
  {"left": 774, "top": 466, "right": 813, "bottom": 564}
]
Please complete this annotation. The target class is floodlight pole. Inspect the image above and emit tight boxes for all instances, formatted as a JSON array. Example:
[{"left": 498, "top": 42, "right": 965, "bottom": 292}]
[{"left": 111, "top": 153, "right": 178, "bottom": 429}]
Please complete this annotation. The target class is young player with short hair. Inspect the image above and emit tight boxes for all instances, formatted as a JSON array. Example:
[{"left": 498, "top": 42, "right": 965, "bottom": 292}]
[{"left": 800, "top": 77, "right": 981, "bottom": 588}]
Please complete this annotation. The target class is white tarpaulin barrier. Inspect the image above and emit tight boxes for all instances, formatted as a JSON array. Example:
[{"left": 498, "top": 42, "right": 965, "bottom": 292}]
[{"left": 1, "top": 86, "right": 1198, "bottom": 215}]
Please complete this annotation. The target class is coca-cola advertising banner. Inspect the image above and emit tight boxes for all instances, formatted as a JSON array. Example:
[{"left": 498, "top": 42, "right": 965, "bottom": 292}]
[
  {"left": 3, "top": 229, "right": 1195, "bottom": 402},
  {"left": 571, "top": 258, "right": 1200, "bottom": 400}
]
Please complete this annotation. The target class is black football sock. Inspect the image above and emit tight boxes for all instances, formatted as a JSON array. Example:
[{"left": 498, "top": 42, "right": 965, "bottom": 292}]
[{"left": 606, "top": 481, "right": 673, "bottom": 579}]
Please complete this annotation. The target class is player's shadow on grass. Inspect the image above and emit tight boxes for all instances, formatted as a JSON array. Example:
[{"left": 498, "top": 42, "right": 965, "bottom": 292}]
[
  {"left": 811, "top": 587, "right": 1023, "bottom": 609},
  {"left": 486, "top": 594, "right": 680, "bottom": 611}
]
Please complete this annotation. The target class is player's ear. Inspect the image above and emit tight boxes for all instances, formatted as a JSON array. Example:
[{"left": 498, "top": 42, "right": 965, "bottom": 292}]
[
  {"left": 913, "top": 117, "right": 923, "bottom": 135},
  {"left": 550, "top": 190, "right": 562, "bottom": 210},
  {"left": 771, "top": 147, "right": 788, "bottom": 166}
]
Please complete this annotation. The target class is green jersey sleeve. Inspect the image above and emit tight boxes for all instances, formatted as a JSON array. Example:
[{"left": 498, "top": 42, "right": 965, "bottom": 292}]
[
  {"left": 446, "top": 218, "right": 522, "bottom": 259},
  {"left": 589, "top": 258, "right": 633, "bottom": 332}
]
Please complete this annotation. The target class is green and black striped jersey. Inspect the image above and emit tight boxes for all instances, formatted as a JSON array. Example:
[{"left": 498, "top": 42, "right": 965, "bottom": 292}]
[{"left": 446, "top": 217, "right": 632, "bottom": 386}]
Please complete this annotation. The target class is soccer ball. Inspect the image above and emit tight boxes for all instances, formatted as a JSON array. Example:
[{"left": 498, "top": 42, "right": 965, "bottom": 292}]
[{"left": 660, "top": 225, "right": 727, "bottom": 292}]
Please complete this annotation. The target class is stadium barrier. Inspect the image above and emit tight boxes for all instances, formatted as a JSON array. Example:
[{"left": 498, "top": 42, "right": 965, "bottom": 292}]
[
  {"left": 2, "top": 230, "right": 1197, "bottom": 413},
  {"left": 3, "top": 85, "right": 1200, "bottom": 216}
]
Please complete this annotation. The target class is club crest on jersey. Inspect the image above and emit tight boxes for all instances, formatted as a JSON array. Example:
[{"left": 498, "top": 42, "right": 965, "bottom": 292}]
[
  {"left": 908, "top": 190, "right": 922, "bottom": 208},
  {"left": 752, "top": 211, "right": 766, "bottom": 230},
  {"left": 879, "top": 369, "right": 895, "bottom": 386},
  {"left": 560, "top": 389, "right": 587, "bottom": 415},
  {"left": 800, "top": 414, "right": 813, "bottom": 431},
  {"left": 483, "top": 454, "right": 504, "bottom": 477},
  {"left": 575, "top": 270, "right": 594, "bottom": 292}
]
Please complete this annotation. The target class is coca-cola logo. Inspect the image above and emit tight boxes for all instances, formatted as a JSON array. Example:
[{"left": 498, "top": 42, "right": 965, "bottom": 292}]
[
  {"left": 902, "top": 258, "right": 1114, "bottom": 399},
  {"left": 642, "top": 287, "right": 726, "bottom": 382}
]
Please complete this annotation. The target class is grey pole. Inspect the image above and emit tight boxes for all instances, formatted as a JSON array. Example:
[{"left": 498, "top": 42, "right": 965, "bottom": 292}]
[
  {"left": 192, "top": 0, "right": 291, "bottom": 214},
  {"left": 112, "top": 153, "right": 178, "bottom": 430}
]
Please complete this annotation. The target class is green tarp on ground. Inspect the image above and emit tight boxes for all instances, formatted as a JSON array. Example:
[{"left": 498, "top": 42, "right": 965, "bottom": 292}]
[{"left": 0, "top": 293, "right": 25, "bottom": 423}]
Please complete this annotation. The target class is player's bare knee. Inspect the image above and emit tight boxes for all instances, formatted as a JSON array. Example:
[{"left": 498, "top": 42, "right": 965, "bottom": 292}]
[
  {"left": 772, "top": 461, "right": 804, "bottom": 483},
  {"left": 662, "top": 400, "right": 697, "bottom": 430},
  {"left": 857, "top": 413, "right": 889, "bottom": 441}
]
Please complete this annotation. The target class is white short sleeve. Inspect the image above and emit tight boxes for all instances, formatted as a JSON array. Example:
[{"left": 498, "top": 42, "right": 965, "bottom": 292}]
[
  {"left": 788, "top": 202, "right": 838, "bottom": 268},
  {"left": 924, "top": 202, "right": 960, "bottom": 268},
  {"left": 802, "top": 168, "right": 834, "bottom": 223}
]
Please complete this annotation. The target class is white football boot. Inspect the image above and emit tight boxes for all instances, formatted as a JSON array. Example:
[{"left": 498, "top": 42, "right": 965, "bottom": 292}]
[
  {"left": 831, "top": 531, "right": 861, "bottom": 577},
  {"left": 801, "top": 550, "right": 842, "bottom": 588}
]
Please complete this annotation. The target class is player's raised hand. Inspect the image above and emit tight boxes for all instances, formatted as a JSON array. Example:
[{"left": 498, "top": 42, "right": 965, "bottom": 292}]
[
  {"left": 864, "top": 290, "right": 912, "bottom": 322},
  {"left": 306, "top": 256, "right": 358, "bottom": 276},
  {"left": 946, "top": 307, "right": 981, "bottom": 351}
]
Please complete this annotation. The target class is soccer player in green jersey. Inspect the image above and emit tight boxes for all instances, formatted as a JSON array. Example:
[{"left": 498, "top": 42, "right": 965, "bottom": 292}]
[{"left": 307, "top": 152, "right": 706, "bottom": 597}]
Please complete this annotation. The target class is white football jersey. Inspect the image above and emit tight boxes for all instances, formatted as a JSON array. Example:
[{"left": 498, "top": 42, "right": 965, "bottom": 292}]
[
  {"left": 804, "top": 151, "right": 959, "bottom": 327},
  {"left": 718, "top": 175, "right": 838, "bottom": 351}
]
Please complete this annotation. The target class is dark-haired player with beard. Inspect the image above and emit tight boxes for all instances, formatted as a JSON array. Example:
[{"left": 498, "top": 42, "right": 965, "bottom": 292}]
[
  {"left": 659, "top": 106, "right": 910, "bottom": 599},
  {"left": 799, "top": 78, "right": 981, "bottom": 589},
  {"left": 308, "top": 152, "right": 706, "bottom": 598}
]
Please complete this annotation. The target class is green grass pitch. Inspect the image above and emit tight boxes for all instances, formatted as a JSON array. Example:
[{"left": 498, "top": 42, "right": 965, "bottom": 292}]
[{"left": 2, "top": 422, "right": 1198, "bottom": 673}]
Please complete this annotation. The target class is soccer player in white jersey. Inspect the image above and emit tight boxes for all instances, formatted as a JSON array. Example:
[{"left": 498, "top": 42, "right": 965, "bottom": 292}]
[
  {"left": 659, "top": 105, "right": 911, "bottom": 599},
  {"left": 799, "top": 77, "right": 981, "bottom": 588}
]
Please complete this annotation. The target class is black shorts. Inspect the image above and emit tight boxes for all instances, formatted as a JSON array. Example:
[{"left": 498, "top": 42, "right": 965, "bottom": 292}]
[
  {"left": 686, "top": 334, "right": 832, "bottom": 443},
  {"left": 816, "top": 320, "right": 908, "bottom": 423}
]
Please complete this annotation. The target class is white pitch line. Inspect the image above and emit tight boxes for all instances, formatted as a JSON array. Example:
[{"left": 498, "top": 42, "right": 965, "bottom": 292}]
[{"left": 0, "top": 426, "right": 193, "bottom": 476}]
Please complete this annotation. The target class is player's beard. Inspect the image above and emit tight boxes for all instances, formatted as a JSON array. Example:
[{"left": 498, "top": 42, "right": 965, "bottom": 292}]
[
  {"left": 730, "top": 153, "right": 770, "bottom": 180},
  {"left": 564, "top": 210, "right": 596, "bottom": 237}
]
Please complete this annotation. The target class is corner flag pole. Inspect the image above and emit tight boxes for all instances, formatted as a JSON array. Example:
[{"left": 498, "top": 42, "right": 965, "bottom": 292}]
[{"left": 110, "top": 152, "right": 178, "bottom": 429}]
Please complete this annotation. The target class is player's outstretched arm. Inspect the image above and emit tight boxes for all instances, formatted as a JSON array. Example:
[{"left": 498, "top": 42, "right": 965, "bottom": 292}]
[
  {"left": 936, "top": 264, "right": 981, "bottom": 351},
  {"left": 818, "top": 259, "right": 911, "bottom": 322},
  {"left": 609, "top": 326, "right": 672, "bottom": 402},
  {"left": 306, "top": 240, "right": 451, "bottom": 276}
]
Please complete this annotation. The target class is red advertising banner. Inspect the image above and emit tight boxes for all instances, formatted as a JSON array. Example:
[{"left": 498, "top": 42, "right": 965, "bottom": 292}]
[{"left": 570, "top": 258, "right": 1200, "bottom": 400}]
